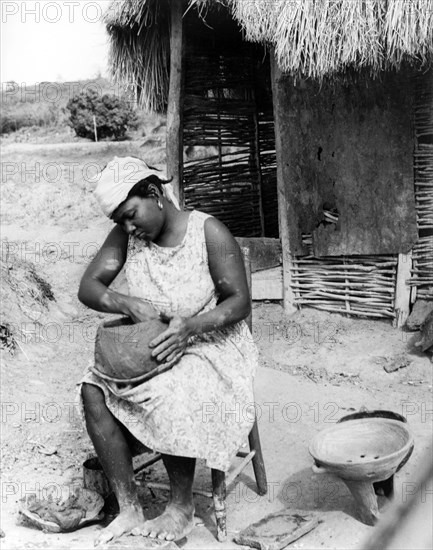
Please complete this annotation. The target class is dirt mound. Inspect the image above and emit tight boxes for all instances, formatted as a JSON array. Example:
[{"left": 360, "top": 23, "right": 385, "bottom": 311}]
[{"left": 0, "top": 254, "right": 55, "bottom": 353}]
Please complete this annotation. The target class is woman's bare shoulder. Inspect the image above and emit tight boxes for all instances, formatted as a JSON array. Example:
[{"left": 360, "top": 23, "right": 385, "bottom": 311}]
[
  {"left": 203, "top": 215, "right": 236, "bottom": 244},
  {"left": 203, "top": 216, "right": 242, "bottom": 269},
  {"left": 79, "top": 224, "right": 129, "bottom": 291},
  {"left": 102, "top": 223, "right": 129, "bottom": 248},
  {"left": 89, "top": 224, "right": 129, "bottom": 272}
]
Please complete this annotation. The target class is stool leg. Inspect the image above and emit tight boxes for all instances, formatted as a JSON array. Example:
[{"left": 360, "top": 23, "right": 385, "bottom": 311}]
[
  {"left": 344, "top": 479, "right": 380, "bottom": 526},
  {"left": 373, "top": 475, "right": 395, "bottom": 499},
  {"left": 211, "top": 469, "right": 227, "bottom": 542},
  {"left": 248, "top": 420, "right": 267, "bottom": 495}
]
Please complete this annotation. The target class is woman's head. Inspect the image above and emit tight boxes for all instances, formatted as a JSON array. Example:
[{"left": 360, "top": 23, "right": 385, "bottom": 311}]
[
  {"left": 93, "top": 157, "right": 180, "bottom": 240},
  {"left": 94, "top": 156, "right": 175, "bottom": 217},
  {"left": 111, "top": 175, "right": 169, "bottom": 240},
  {"left": 122, "top": 174, "right": 167, "bottom": 203}
]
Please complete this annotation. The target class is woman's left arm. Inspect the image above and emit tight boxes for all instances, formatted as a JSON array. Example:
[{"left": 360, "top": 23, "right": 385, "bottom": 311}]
[
  {"left": 149, "top": 217, "right": 251, "bottom": 364},
  {"left": 192, "top": 216, "right": 251, "bottom": 331}
]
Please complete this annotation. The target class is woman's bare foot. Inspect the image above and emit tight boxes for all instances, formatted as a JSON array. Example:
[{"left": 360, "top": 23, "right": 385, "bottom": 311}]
[
  {"left": 141, "top": 502, "right": 195, "bottom": 541},
  {"left": 94, "top": 505, "right": 145, "bottom": 547}
]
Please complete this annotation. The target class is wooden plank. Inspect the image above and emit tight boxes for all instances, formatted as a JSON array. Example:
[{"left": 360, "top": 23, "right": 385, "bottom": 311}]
[
  {"left": 240, "top": 246, "right": 253, "bottom": 331},
  {"left": 166, "top": 0, "right": 185, "bottom": 204},
  {"left": 252, "top": 90, "right": 266, "bottom": 236},
  {"left": 234, "top": 511, "right": 319, "bottom": 550},
  {"left": 275, "top": 68, "right": 417, "bottom": 256},
  {"left": 410, "top": 283, "right": 417, "bottom": 304},
  {"left": 270, "top": 52, "right": 297, "bottom": 315},
  {"left": 393, "top": 251, "right": 413, "bottom": 328},
  {"left": 235, "top": 237, "right": 282, "bottom": 272},
  {"left": 252, "top": 267, "right": 283, "bottom": 300}
]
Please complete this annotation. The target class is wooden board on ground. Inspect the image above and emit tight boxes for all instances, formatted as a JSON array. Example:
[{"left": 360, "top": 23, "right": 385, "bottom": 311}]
[
  {"left": 234, "top": 237, "right": 283, "bottom": 300},
  {"left": 234, "top": 510, "right": 319, "bottom": 550},
  {"left": 252, "top": 267, "right": 283, "bottom": 300},
  {"left": 235, "top": 237, "right": 282, "bottom": 273}
]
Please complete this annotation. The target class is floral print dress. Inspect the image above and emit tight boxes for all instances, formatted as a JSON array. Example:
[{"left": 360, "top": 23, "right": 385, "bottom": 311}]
[{"left": 78, "top": 210, "right": 258, "bottom": 471}]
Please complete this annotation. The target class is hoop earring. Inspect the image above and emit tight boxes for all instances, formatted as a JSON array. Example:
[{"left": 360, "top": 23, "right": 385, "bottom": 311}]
[{"left": 157, "top": 198, "right": 163, "bottom": 210}]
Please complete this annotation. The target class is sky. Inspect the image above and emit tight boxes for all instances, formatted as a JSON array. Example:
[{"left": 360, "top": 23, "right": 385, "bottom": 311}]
[{"left": 1, "top": 0, "right": 113, "bottom": 84}]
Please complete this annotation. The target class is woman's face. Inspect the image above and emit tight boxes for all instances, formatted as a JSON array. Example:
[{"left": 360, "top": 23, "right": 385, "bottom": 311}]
[{"left": 112, "top": 195, "right": 164, "bottom": 242}]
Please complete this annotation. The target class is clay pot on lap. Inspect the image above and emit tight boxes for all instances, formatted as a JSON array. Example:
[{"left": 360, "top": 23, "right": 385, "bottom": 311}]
[{"left": 91, "top": 317, "right": 168, "bottom": 384}]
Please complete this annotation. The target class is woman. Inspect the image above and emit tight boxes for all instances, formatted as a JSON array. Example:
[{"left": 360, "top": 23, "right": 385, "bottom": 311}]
[{"left": 77, "top": 156, "right": 258, "bottom": 546}]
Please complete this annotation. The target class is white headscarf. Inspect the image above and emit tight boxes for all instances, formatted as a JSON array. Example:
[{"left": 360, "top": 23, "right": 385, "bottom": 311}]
[{"left": 93, "top": 156, "right": 181, "bottom": 217}]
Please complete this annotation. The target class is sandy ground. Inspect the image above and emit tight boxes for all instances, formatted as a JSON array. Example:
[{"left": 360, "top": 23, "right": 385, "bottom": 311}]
[{"left": 1, "top": 142, "right": 432, "bottom": 549}]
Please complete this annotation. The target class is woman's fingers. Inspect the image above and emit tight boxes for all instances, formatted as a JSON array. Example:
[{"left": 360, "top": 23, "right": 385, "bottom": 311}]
[
  {"left": 162, "top": 352, "right": 183, "bottom": 368},
  {"left": 149, "top": 316, "right": 189, "bottom": 359},
  {"left": 149, "top": 328, "right": 173, "bottom": 349},
  {"left": 154, "top": 343, "right": 178, "bottom": 362},
  {"left": 126, "top": 298, "right": 160, "bottom": 323},
  {"left": 150, "top": 332, "right": 176, "bottom": 356}
]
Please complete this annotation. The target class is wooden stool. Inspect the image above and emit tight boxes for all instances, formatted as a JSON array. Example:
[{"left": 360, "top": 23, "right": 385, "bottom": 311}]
[
  {"left": 134, "top": 246, "right": 267, "bottom": 541},
  {"left": 134, "top": 419, "right": 267, "bottom": 541},
  {"left": 211, "top": 419, "right": 268, "bottom": 541},
  {"left": 211, "top": 246, "right": 267, "bottom": 541}
]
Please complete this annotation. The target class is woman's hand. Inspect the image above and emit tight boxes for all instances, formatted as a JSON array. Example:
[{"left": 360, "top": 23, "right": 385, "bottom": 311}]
[
  {"left": 125, "top": 297, "right": 160, "bottom": 323},
  {"left": 149, "top": 315, "right": 193, "bottom": 367}
]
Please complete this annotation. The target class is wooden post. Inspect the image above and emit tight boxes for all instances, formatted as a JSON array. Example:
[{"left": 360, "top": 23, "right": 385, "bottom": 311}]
[
  {"left": 393, "top": 251, "right": 412, "bottom": 328},
  {"left": 166, "top": 0, "right": 185, "bottom": 205},
  {"left": 211, "top": 469, "right": 227, "bottom": 542},
  {"left": 241, "top": 246, "right": 253, "bottom": 331},
  {"left": 93, "top": 115, "right": 98, "bottom": 142},
  {"left": 252, "top": 87, "right": 266, "bottom": 237},
  {"left": 270, "top": 52, "right": 297, "bottom": 315},
  {"left": 410, "top": 283, "right": 417, "bottom": 304}
]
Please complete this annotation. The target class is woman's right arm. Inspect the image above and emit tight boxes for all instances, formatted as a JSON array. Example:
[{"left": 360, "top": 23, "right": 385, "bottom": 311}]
[
  {"left": 78, "top": 226, "right": 160, "bottom": 322},
  {"left": 77, "top": 225, "right": 132, "bottom": 315}
]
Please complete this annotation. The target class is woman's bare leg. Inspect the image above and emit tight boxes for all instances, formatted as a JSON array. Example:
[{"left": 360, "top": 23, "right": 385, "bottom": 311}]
[
  {"left": 81, "top": 383, "right": 145, "bottom": 546},
  {"left": 141, "top": 454, "right": 196, "bottom": 541}
]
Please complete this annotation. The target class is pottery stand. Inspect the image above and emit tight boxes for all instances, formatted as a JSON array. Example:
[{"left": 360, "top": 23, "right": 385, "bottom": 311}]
[{"left": 309, "top": 418, "right": 414, "bottom": 526}]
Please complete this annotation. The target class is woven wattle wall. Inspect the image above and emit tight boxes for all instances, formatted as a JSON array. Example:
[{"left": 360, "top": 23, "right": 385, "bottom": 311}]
[
  {"left": 410, "top": 72, "right": 433, "bottom": 300},
  {"left": 258, "top": 115, "right": 279, "bottom": 239},
  {"left": 182, "top": 55, "right": 264, "bottom": 237},
  {"left": 290, "top": 255, "right": 397, "bottom": 318}
]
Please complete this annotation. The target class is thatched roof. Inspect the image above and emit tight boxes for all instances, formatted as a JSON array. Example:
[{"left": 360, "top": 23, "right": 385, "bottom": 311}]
[{"left": 104, "top": 0, "right": 433, "bottom": 111}]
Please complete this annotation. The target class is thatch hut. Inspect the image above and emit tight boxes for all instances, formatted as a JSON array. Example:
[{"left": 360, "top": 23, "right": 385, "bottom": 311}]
[{"left": 104, "top": 0, "right": 433, "bottom": 324}]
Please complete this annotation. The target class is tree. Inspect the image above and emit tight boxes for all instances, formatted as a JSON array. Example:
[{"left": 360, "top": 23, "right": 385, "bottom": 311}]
[{"left": 66, "top": 89, "right": 138, "bottom": 141}]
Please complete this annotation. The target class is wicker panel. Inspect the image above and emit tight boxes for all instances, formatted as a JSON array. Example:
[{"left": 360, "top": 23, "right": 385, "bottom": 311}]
[
  {"left": 258, "top": 115, "right": 279, "bottom": 238},
  {"left": 410, "top": 235, "right": 433, "bottom": 299},
  {"left": 184, "top": 55, "right": 254, "bottom": 90},
  {"left": 182, "top": 54, "right": 266, "bottom": 237},
  {"left": 183, "top": 152, "right": 262, "bottom": 237},
  {"left": 409, "top": 72, "right": 433, "bottom": 299},
  {"left": 184, "top": 96, "right": 256, "bottom": 147},
  {"left": 291, "top": 255, "right": 397, "bottom": 318}
]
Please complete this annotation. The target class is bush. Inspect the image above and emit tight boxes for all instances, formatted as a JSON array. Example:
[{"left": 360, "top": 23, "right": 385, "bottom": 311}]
[{"left": 66, "top": 89, "right": 138, "bottom": 141}]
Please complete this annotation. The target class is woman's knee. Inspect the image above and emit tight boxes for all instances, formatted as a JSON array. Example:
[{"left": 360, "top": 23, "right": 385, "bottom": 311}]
[{"left": 81, "top": 383, "right": 108, "bottom": 422}]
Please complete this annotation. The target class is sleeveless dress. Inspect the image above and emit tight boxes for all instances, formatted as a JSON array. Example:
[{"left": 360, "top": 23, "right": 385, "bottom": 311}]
[{"left": 77, "top": 210, "right": 258, "bottom": 471}]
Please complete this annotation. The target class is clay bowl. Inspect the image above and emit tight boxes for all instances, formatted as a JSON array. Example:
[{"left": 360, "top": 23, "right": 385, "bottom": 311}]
[
  {"left": 91, "top": 316, "right": 168, "bottom": 384},
  {"left": 309, "top": 418, "right": 413, "bottom": 482},
  {"left": 338, "top": 409, "right": 407, "bottom": 424}
]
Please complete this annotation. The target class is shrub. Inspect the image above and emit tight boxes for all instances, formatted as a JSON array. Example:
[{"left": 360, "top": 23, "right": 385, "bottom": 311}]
[{"left": 66, "top": 89, "right": 138, "bottom": 141}]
